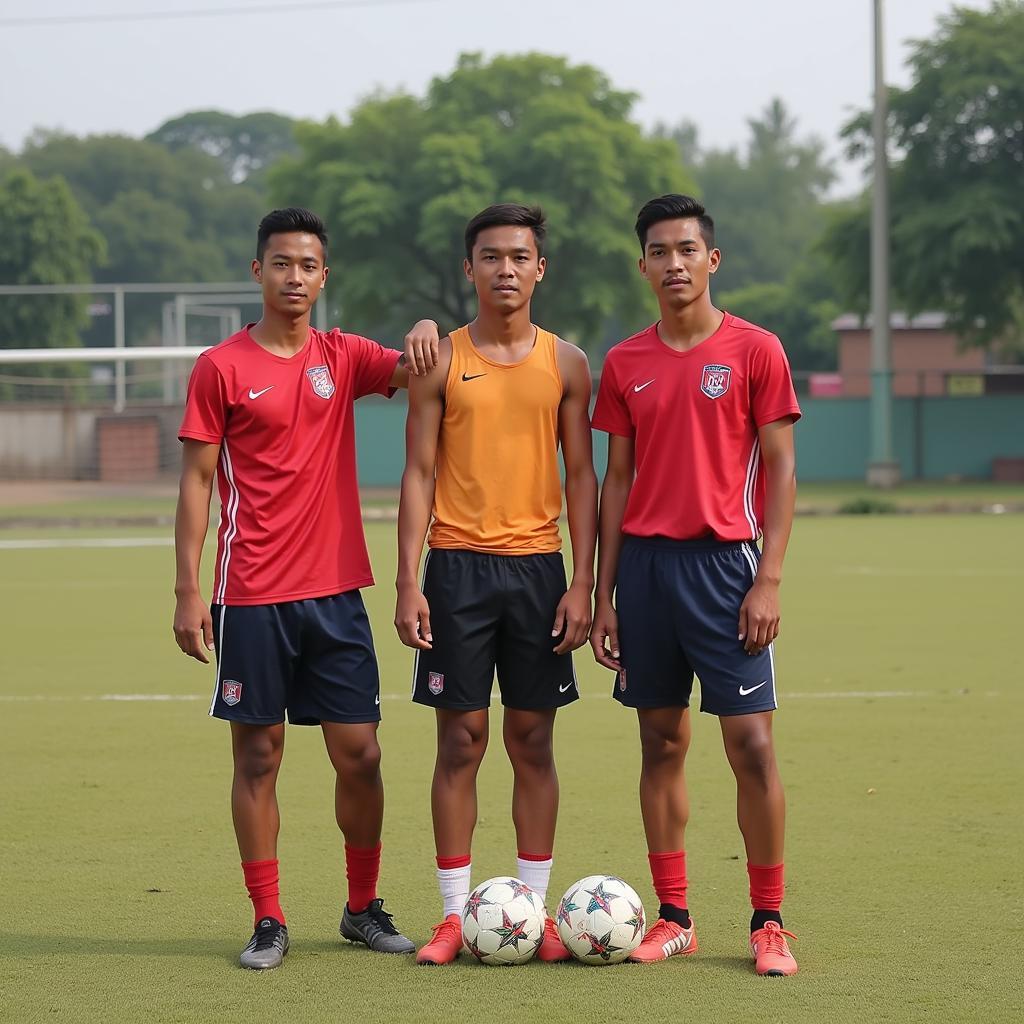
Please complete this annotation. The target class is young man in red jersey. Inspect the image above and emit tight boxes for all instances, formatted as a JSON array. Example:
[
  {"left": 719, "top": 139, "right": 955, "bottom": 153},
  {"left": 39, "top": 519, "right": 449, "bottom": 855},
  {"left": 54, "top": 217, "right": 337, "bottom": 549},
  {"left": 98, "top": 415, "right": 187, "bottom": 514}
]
[
  {"left": 173, "top": 207, "right": 439, "bottom": 970},
  {"left": 395, "top": 204, "right": 597, "bottom": 965},
  {"left": 591, "top": 194, "right": 801, "bottom": 976}
]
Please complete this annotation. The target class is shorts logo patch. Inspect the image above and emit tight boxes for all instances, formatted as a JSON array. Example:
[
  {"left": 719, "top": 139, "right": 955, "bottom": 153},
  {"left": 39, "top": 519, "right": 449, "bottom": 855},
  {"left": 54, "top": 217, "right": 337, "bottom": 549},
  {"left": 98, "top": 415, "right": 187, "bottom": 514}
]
[
  {"left": 618, "top": 670, "right": 627, "bottom": 692},
  {"left": 222, "top": 679, "right": 243, "bottom": 706},
  {"left": 306, "top": 364, "right": 336, "bottom": 400},
  {"left": 428, "top": 672, "right": 444, "bottom": 695},
  {"left": 700, "top": 363, "right": 732, "bottom": 400}
]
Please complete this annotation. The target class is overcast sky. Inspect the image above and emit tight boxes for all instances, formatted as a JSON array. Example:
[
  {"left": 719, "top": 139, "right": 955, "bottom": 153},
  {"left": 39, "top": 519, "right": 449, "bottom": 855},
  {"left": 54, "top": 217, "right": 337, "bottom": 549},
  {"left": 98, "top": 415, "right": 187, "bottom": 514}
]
[{"left": 0, "top": 0, "right": 990, "bottom": 194}]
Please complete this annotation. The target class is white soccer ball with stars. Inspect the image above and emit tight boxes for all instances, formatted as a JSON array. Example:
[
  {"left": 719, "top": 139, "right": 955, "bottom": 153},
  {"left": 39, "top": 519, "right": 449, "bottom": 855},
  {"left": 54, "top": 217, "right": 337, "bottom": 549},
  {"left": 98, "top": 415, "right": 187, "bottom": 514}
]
[
  {"left": 461, "top": 876, "right": 546, "bottom": 965},
  {"left": 556, "top": 875, "right": 646, "bottom": 965}
]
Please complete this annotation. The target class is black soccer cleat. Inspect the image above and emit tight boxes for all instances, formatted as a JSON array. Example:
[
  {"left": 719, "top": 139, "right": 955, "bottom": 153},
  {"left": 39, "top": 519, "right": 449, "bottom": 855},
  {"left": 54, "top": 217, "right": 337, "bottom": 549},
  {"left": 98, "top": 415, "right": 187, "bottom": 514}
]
[
  {"left": 340, "top": 897, "right": 415, "bottom": 954},
  {"left": 239, "top": 917, "right": 289, "bottom": 970}
]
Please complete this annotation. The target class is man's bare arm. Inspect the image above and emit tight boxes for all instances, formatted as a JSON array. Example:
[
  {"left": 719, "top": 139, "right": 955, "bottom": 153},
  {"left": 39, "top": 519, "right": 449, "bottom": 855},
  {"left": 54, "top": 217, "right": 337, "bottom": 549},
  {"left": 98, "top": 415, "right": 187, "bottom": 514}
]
[
  {"left": 738, "top": 417, "right": 796, "bottom": 654},
  {"left": 590, "top": 434, "right": 635, "bottom": 670},
  {"left": 394, "top": 340, "right": 450, "bottom": 649},
  {"left": 553, "top": 341, "right": 598, "bottom": 653},
  {"left": 173, "top": 439, "right": 220, "bottom": 663}
]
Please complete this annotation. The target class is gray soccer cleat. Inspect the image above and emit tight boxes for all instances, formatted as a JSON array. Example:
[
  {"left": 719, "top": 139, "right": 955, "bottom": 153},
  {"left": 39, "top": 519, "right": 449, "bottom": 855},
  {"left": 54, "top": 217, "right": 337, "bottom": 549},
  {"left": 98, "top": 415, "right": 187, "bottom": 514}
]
[
  {"left": 239, "top": 917, "right": 289, "bottom": 970},
  {"left": 340, "top": 898, "right": 415, "bottom": 954}
]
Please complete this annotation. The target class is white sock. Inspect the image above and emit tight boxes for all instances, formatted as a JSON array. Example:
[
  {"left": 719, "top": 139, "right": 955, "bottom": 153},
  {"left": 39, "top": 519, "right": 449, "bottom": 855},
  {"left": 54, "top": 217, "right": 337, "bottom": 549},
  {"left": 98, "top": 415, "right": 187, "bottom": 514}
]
[
  {"left": 437, "top": 862, "right": 472, "bottom": 918},
  {"left": 516, "top": 856, "right": 553, "bottom": 907}
]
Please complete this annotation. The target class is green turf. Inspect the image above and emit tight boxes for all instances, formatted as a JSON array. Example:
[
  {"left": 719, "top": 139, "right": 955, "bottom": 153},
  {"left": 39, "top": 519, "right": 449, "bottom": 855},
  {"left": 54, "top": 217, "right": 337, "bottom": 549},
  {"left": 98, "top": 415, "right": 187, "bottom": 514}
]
[
  {"left": 0, "top": 496, "right": 179, "bottom": 523},
  {"left": 1, "top": 517, "right": 1021, "bottom": 1023},
  {"left": 1, "top": 480, "right": 1022, "bottom": 525},
  {"left": 792, "top": 480, "right": 1024, "bottom": 511}
]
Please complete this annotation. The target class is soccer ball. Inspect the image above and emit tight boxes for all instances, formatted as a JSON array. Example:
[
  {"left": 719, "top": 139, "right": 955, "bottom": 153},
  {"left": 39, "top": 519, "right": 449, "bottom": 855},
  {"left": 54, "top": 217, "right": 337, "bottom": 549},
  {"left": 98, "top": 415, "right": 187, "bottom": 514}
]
[
  {"left": 556, "top": 875, "right": 646, "bottom": 965},
  {"left": 461, "top": 876, "right": 546, "bottom": 965}
]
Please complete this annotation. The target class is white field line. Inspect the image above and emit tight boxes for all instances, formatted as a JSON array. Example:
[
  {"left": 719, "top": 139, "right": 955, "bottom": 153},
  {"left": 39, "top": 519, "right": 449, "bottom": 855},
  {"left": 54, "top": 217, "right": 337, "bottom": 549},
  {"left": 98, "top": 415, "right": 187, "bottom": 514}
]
[
  {"left": 0, "top": 537, "right": 174, "bottom": 550},
  {"left": 0, "top": 689, "right": 998, "bottom": 704},
  {"left": 835, "top": 565, "right": 1020, "bottom": 578},
  {"left": 2, "top": 539, "right": 1020, "bottom": 580}
]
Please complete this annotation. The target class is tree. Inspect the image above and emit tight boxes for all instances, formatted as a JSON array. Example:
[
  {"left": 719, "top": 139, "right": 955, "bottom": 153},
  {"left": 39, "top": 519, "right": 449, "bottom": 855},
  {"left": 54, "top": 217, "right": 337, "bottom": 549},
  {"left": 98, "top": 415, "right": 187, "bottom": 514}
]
[
  {"left": 658, "top": 99, "right": 836, "bottom": 296},
  {"left": 94, "top": 190, "right": 229, "bottom": 284},
  {"left": 823, "top": 1, "right": 1024, "bottom": 352},
  {"left": 146, "top": 110, "right": 298, "bottom": 185},
  {"left": 21, "top": 130, "right": 210, "bottom": 217},
  {"left": 720, "top": 271, "right": 840, "bottom": 371},
  {"left": 270, "top": 53, "right": 692, "bottom": 344},
  {"left": 22, "top": 129, "right": 267, "bottom": 285},
  {"left": 654, "top": 100, "right": 838, "bottom": 368},
  {"left": 0, "top": 167, "right": 105, "bottom": 350}
]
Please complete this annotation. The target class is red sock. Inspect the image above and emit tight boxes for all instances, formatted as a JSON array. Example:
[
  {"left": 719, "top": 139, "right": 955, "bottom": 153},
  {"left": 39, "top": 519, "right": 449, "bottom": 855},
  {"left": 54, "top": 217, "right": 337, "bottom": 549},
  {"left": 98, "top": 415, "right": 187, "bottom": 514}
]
[
  {"left": 436, "top": 854, "right": 472, "bottom": 870},
  {"left": 648, "top": 850, "right": 687, "bottom": 909},
  {"left": 747, "top": 861, "right": 784, "bottom": 911},
  {"left": 242, "top": 858, "right": 284, "bottom": 926},
  {"left": 345, "top": 842, "right": 382, "bottom": 914}
]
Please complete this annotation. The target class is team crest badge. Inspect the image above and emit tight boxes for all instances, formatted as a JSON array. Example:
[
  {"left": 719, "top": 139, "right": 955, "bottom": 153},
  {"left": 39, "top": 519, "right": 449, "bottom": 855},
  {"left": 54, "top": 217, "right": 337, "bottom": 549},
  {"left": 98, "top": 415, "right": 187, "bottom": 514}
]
[
  {"left": 700, "top": 363, "right": 732, "bottom": 399},
  {"left": 222, "top": 679, "right": 243, "bottom": 706},
  {"left": 428, "top": 672, "right": 444, "bottom": 695},
  {"left": 306, "top": 364, "right": 335, "bottom": 399}
]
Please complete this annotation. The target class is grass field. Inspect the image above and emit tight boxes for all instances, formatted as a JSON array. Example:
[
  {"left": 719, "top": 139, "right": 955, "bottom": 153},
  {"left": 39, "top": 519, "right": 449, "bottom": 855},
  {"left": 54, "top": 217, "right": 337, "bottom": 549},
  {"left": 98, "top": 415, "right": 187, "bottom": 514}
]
[
  {"left": 1, "top": 516, "right": 1021, "bottom": 1023},
  {"left": 0, "top": 479, "right": 1022, "bottom": 525}
]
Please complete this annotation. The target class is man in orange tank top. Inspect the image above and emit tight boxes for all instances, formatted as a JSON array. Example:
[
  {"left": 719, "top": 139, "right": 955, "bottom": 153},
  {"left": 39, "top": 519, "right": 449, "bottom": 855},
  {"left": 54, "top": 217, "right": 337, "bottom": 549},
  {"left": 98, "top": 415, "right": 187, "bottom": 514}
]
[{"left": 396, "top": 204, "right": 598, "bottom": 965}]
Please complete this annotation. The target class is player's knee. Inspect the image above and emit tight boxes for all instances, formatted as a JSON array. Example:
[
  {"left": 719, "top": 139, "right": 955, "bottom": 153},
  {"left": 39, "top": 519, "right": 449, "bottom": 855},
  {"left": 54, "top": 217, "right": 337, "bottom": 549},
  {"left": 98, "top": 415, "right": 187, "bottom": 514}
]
[
  {"left": 235, "top": 737, "right": 281, "bottom": 783},
  {"left": 437, "top": 723, "right": 486, "bottom": 775},
  {"left": 503, "top": 733, "right": 552, "bottom": 770},
  {"left": 639, "top": 725, "right": 686, "bottom": 769},
  {"left": 505, "top": 726, "right": 554, "bottom": 773},
  {"left": 729, "top": 731, "right": 776, "bottom": 785},
  {"left": 339, "top": 737, "right": 382, "bottom": 782}
]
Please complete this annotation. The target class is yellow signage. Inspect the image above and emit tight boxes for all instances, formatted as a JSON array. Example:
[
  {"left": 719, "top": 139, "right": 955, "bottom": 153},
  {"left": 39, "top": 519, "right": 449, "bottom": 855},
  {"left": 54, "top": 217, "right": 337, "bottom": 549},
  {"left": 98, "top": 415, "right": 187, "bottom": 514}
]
[{"left": 946, "top": 375, "right": 984, "bottom": 397}]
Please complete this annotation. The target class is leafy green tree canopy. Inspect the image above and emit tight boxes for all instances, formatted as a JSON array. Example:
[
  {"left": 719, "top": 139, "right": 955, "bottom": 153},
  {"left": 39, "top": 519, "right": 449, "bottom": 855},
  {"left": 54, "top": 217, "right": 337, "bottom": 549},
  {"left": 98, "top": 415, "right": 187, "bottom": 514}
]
[
  {"left": 146, "top": 110, "right": 298, "bottom": 185},
  {"left": 0, "top": 167, "right": 105, "bottom": 349},
  {"left": 270, "top": 52, "right": 692, "bottom": 344},
  {"left": 658, "top": 99, "right": 835, "bottom": 295},
  {"left": 21, "top": 129, "right": 266, "bottom": 284},
  {"left": 824, "top": 1, "right": 1024, "bottom": 350}
]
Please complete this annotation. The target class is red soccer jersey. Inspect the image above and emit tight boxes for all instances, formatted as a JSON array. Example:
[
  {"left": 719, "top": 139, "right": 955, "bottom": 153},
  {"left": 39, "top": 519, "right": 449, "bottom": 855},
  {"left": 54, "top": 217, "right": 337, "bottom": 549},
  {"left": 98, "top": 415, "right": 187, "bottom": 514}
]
[
  {"left": 592, "top": 314, "right": 801, "bottom": 542},
  {"left": 178, "top": 325, "right": 400, "bottom": 605}
]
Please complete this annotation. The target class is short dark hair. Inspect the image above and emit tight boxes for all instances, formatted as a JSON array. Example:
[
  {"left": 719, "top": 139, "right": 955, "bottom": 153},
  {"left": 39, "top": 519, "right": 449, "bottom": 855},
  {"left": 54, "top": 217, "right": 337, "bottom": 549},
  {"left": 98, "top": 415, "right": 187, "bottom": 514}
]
[
  {"left": 464, "top": 203, "right": 546, "bottom": 259},
  {"left": 635, "top": 194, "right": 715, "bottom": 252},
  {"left": 256, "top": 207, "right": 328, "bottom": 262}
]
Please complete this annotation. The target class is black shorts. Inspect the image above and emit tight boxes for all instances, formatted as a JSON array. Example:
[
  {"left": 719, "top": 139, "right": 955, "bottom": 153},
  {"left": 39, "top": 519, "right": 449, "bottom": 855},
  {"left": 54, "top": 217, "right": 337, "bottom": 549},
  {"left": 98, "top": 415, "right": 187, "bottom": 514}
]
[
  {"left": 614, "top": 536, "right": 778, "bottom": 717},
  {"left": 209, "top": 591, "right": 381, "bottom": 726},
  {"left": 411, "top": 548, "right": 579, "bottom": 712}
]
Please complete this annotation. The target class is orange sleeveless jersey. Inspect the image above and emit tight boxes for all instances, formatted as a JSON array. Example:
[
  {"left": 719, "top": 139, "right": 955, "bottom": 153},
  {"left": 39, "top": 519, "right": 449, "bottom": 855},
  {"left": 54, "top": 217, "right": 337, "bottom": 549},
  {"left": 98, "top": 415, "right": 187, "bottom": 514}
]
[{"left": 428, "top": 325, "right": 564, "bottom": 555}]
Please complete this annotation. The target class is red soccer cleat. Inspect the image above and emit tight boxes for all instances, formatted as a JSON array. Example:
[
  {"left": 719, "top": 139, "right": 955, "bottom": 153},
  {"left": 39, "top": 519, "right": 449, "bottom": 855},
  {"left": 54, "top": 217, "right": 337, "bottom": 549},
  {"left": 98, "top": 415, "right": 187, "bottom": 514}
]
[
  {"left": 416, "top": 914, "right": 463, "bottom": 965},
  {"left": 536, "top": 916, "right": 572, "bottom": 962},
  {"left": 627, "top": 917, "right": 698, "bottom": 963},
  {"left": 750, "top": 921, "right": 798, "bottom": 976}
]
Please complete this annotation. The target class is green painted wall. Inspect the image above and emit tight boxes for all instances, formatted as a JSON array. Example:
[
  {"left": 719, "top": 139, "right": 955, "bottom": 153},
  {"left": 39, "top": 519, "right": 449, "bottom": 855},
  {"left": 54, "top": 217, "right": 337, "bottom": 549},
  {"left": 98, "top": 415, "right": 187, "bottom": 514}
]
[{"left": 354, "top": 393, "right": 1024, "bottom": 485}]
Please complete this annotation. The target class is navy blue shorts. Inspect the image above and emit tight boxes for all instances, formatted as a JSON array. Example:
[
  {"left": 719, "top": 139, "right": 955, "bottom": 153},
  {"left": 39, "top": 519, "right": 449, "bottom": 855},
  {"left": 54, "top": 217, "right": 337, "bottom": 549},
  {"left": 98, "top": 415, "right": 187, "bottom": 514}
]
[
  {"left": 208, "top": 591, "right": 381, "bottom": 726},
  {"left": 614, "top": 536, "right": 777, "bottom": 717}
]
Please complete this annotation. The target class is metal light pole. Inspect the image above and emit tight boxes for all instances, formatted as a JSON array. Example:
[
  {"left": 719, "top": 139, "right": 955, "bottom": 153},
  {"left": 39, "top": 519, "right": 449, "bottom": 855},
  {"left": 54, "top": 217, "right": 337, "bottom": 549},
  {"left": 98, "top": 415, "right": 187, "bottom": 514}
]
[{"left": 867, "top": 0, "right": 901, "bottom": 487}]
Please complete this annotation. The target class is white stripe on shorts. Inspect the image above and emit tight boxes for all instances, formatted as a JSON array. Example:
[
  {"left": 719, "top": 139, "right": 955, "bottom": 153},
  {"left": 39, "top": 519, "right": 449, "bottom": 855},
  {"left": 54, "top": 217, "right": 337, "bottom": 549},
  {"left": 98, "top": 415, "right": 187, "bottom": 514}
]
[
  {"left": 208, "top": 605, "right": 227, "bottom": 717},
  {"left": 741, "top": 541, "right": 777, "bottom": 708},
  {"left": 410, "top": 550, "right": 433, "bottom": 696}
]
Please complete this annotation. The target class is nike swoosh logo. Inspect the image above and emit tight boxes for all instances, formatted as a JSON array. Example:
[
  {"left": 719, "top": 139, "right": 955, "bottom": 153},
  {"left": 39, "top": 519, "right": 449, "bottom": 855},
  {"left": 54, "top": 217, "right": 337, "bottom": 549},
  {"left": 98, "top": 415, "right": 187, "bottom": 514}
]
[
  {"left": 461, "top": 372, "right": 487, "bottom": 381},
  {"left": 374, "top": 694, "right": 380, "bottom": 705},
  {"left": 634, "top": 380, "right": 655, "bottom": 392},
  {"left": 559, "top": 682, "right": 574, "bottom": 693},
  {"left": 739, "top": 680, "right": 768, "bottom": 696},
  {"left": 248, "top": 386, "right": 275, "bottom": 399}
]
